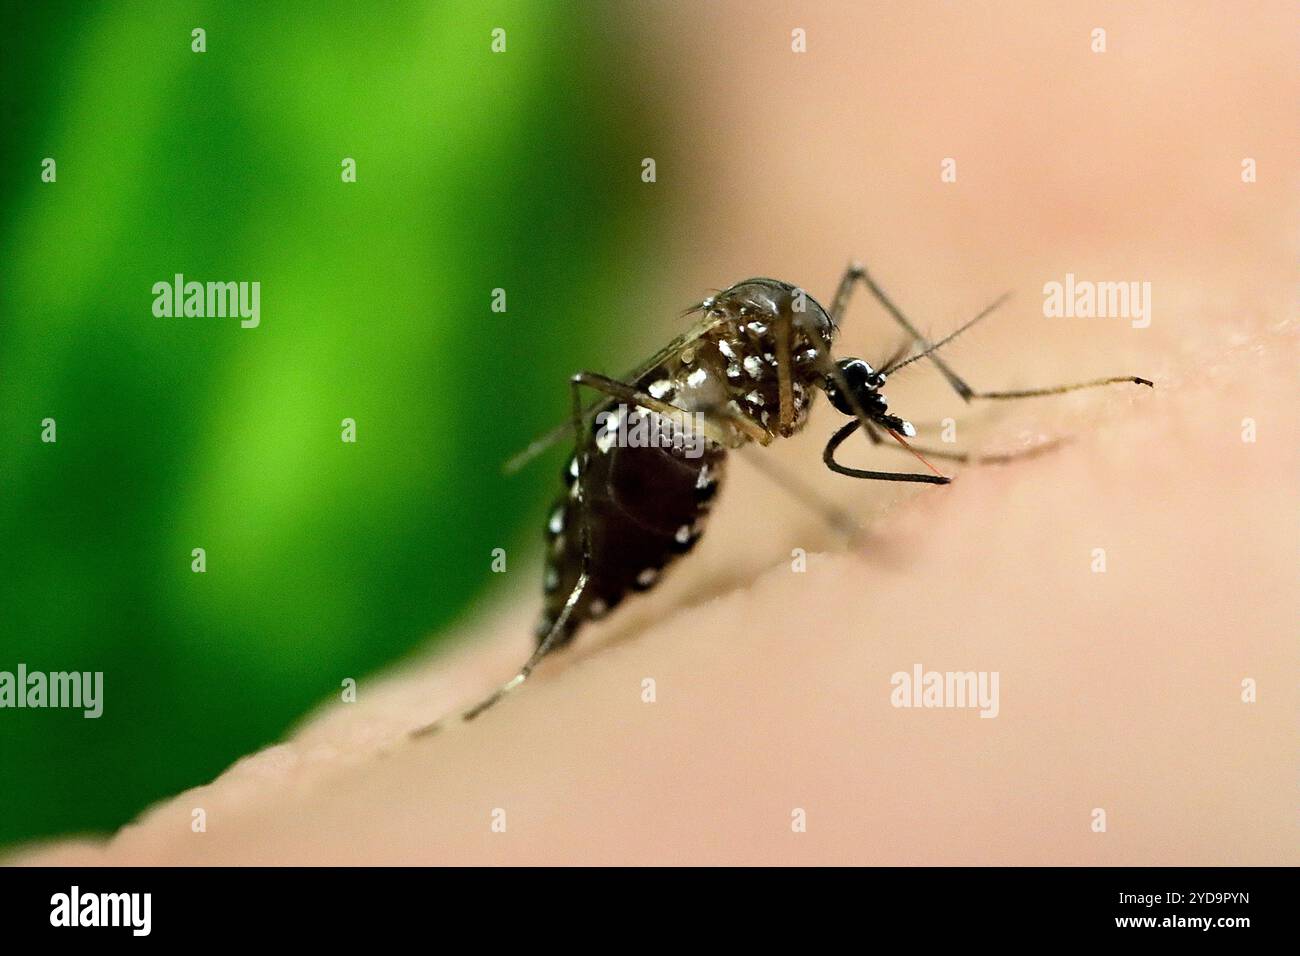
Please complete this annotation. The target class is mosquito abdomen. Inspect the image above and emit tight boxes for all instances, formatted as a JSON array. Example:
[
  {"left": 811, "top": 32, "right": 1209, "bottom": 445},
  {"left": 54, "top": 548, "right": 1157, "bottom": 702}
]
[{"left": 536, "top": 430, "right": 726, "bottom": 649}]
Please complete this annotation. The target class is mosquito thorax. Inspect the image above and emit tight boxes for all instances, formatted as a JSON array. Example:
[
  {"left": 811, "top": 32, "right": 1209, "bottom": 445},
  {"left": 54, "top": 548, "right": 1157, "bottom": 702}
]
[{"left": 708, "top": 278, "right": 836, "bottom": 343}]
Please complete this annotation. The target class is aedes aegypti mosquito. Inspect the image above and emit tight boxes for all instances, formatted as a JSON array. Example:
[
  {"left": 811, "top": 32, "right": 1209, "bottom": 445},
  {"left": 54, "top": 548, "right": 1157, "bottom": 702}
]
[{"left": 440, "top": 261, "right": 1152, "bottom": 725}]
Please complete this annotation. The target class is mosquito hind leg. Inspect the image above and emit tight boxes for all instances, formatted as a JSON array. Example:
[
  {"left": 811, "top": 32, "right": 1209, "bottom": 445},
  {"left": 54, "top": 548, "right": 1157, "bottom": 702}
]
[
  {"left": 460, "top": 567, "right": 590, "bottom": 720},
  {"left": 461, "top": 373, "right": 618, "bottom": 721}
]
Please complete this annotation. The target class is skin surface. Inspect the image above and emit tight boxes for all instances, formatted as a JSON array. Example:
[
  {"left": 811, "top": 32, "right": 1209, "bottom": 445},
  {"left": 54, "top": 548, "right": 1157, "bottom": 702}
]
[
  {"left": 12, "top": 328, "right": 1295, "bottom": 865},
  {"left": 10, "top": 1, "right": 1298, "bottom": 865}
]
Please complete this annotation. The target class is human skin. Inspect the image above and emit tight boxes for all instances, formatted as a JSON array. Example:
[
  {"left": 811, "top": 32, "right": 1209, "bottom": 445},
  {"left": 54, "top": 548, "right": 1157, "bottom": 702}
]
[
  {"left": 10, "top": 1, "right": 1298, "bottom": 865},
  {"left": 12, "top": 321, "right": 1295, "bottom": 865}
]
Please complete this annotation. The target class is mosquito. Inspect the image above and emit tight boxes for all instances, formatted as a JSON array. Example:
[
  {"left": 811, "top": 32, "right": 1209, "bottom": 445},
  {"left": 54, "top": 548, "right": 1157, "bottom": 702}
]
[{"left": 436, "top": 261, "right": 1152, "bottom": 726}]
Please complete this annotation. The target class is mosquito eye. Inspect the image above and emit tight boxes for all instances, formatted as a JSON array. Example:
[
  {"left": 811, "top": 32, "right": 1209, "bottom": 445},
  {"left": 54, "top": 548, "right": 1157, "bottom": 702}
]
[{"left": 838, "top": 358, "right": 880, "bottom": 390}]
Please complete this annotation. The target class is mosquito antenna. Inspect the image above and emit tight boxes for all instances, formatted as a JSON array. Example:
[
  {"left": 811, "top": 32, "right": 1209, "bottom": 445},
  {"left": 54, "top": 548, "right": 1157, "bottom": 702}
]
[
  {"left": 881, "top": 291, "right": 1011, "bottom": 376},
  {"left": 877, "top": 339, "right": 911, "bottom": 374}
]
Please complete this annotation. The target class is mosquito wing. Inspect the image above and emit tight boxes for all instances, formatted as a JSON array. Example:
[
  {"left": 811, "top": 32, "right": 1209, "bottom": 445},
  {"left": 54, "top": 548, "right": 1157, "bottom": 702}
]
[{"left": 502, "top": 306, "right": 723, "bottom": 474}]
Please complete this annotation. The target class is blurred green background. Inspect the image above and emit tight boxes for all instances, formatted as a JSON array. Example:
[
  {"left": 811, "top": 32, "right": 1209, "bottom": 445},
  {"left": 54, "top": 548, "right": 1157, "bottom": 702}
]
[{"left": 0, "top": 2, "right": 666, "bottom": 848}]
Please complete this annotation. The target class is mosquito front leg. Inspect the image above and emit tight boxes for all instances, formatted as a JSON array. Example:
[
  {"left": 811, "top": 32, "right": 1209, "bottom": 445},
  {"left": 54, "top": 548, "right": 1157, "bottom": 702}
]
[
  {"left": 846, "top": 260, "right": 1153, "bottom": 403},
  {"left": 964, "top": 377, "right": 1154, "bottom": 400},
  {"left": 831, "top": 260, "right": 975, "bottom": 399},
  {"left": 883, "top": 323, "right": 1153, "bottom": 401},
  {"left": 828, "top": 262, "right": 859, "bottom": 323}
]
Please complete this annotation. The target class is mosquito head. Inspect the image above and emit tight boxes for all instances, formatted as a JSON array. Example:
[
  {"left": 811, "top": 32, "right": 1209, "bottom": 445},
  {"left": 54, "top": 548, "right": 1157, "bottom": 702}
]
[
  {"left": 824, "top": 358, "right": 885, "bottom": 414},
  {"left": 823, "top": 358, "right": 915, "bottom": 436}
]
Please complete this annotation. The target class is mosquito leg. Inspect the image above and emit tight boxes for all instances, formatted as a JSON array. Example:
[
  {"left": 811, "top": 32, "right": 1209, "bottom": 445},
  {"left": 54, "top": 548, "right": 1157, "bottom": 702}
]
[
  {"left": 885, "top": 340, "right": 1153, "bottom": 399},
  {"left": 831, "top": 260, "right": 976, "bottom": 399},
  {"left": 848, "top": 263, "right": 1154, "bottom": 403},
  {"left": 812, "top": 275, "right": 933, "bottom": 443},
  {"left": 460, "top": 558, "right": 588, "bottom": 721},
  {"left": 861, "top": 420, "right": 1066, "bottom": 464},
  {"left": 462, "top": 373, "right": 605, "bottom": 721},
  {"left": 772, "top": 310, "right": 797, "bottom": 436},
  {"left": 737, "top": 446, "right": 862, "bottom": 541},
  {"left": 965, "top": 377, "right": 1154, "bottom": 400},
  {"left": 823, "top": 420, "right": 950, "bottom": 484},
  {"left": 829, "top": 260, "right": 878, "bottom": 324},
  {"left": 502, "top": 372, "right": 768, "bottom": 475},
  {"left": 573, "top": 371, "right": 769, "bottom": 447}
]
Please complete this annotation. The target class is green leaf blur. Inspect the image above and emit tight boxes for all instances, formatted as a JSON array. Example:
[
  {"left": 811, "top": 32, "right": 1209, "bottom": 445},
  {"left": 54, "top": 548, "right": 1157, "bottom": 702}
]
[{"left": 0, "top": 2, "right": 662, "bottom": 848}]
